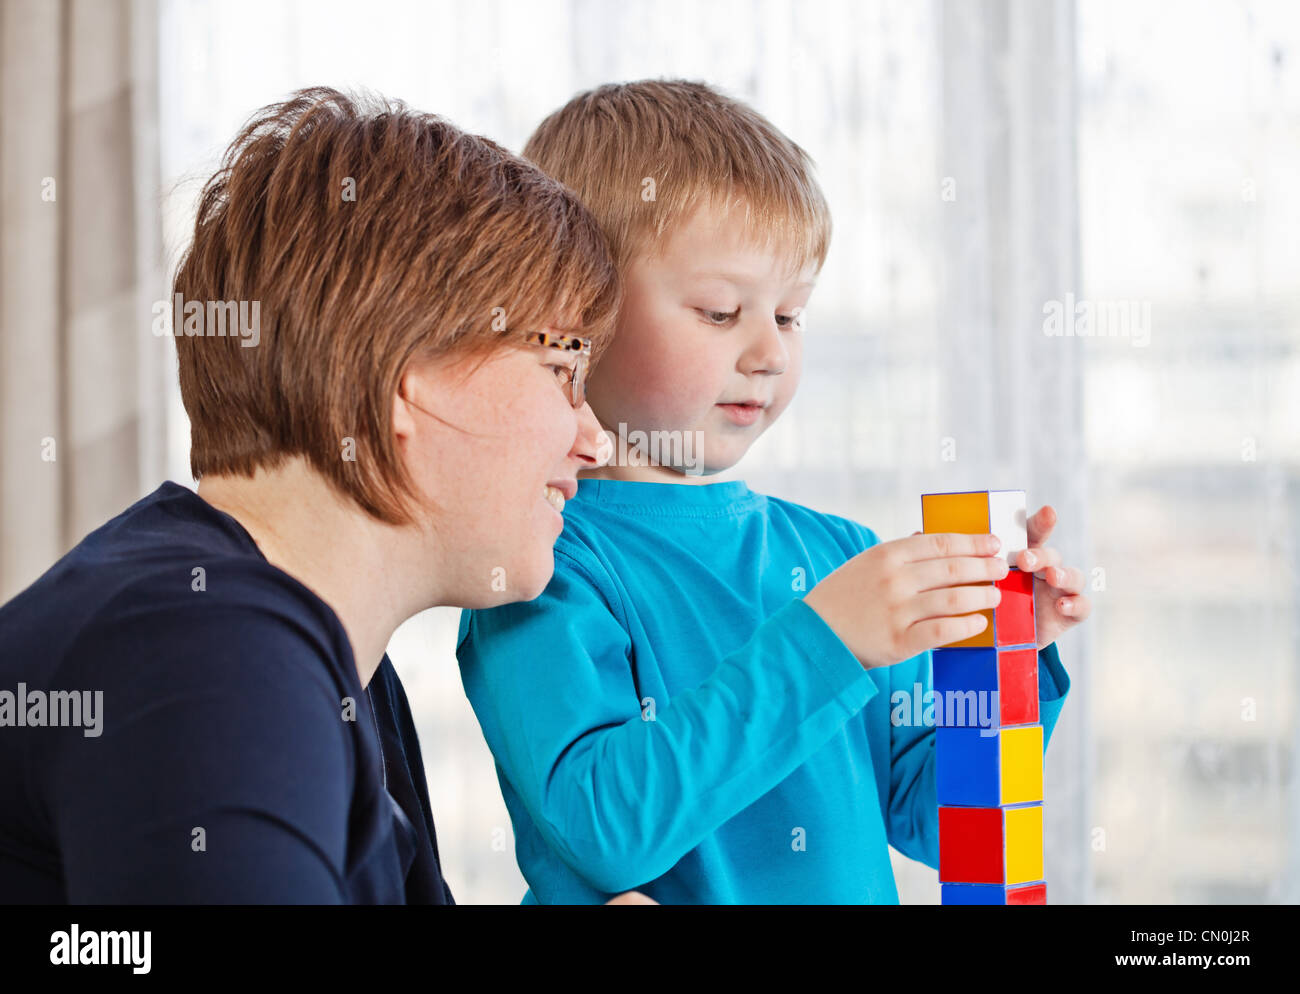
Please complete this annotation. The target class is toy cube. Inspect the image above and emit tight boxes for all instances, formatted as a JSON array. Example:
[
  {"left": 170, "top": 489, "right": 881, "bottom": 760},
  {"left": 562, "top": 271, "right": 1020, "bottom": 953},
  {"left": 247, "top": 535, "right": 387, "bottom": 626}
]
[
  {"left": 921, "top": 490, "right": 1028, "bottom": 565},
  {"left": 940, "top": 882, "right": 1047, "bottom": 905},
  {"left": 933, "top": 646, "right": 1039, "bottom": 728},
  {"left": 936, "top": 724, "right": 1043, "bottom": 806},
  {"left": 922, "top": 491, "right": 1036, "bottom": 649},
  {"left": 938, "top": 566, "right": 1037, "bottom": 650},
  {"left": 938, "top": 804, "right": 1043, "bottom": 885}
]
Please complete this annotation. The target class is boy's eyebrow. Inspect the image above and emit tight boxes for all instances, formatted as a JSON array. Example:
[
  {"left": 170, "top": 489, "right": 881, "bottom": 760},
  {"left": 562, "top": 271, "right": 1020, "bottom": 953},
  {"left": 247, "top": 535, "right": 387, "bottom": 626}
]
[{"left": 687, "top": 269, "right": 817, "bottom": 291}]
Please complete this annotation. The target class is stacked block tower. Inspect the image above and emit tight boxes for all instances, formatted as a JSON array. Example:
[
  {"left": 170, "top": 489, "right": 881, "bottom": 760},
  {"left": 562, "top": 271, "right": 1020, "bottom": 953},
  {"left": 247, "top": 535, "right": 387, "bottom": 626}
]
[{"left": 921, "top": 490, "right": 1046, "bottom": 905}]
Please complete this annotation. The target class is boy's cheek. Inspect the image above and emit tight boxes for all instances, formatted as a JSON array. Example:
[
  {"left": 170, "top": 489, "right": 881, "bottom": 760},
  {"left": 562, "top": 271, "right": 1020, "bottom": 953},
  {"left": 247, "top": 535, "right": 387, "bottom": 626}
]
[
  {"left": 765, "top": 358, "right": 803, "bottom": 422},
  {"left": 592, "top": 354, "right": 704, "bottom": 423}
]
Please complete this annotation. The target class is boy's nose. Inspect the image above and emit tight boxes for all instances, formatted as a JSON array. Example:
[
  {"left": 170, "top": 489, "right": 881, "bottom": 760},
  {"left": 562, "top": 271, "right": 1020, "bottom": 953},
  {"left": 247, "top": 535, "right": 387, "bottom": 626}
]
[{"left": 740, "top": 317, "right": 789, "bottom": 376}]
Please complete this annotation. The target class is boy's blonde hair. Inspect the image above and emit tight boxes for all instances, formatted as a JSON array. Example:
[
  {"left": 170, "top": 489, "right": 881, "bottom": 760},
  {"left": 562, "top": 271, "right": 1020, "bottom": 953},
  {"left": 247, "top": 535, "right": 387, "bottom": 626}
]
[{"left": 523, "top": 79, "right": 830, "bottom": 278}]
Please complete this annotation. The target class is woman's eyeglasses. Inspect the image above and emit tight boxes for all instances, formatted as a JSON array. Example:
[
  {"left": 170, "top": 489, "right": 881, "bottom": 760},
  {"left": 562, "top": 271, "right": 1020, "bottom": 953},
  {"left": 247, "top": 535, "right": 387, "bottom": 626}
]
[
  {"left": 525, "top": 331, "right": 592, "bottom": 409},
  {"left": 403, "top": 331, "right": 594, "bottom": 424}
]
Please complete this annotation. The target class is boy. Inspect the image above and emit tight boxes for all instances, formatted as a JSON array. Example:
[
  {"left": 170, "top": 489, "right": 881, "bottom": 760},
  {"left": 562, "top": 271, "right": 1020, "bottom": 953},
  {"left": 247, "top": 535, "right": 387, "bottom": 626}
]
[{"left": 456, "top": 80, "right": 1090, "bottom": 903}]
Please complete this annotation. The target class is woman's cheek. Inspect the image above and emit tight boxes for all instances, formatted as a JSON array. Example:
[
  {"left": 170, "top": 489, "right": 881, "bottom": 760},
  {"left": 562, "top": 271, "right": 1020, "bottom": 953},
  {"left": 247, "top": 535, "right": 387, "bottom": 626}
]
[{"left": 528, "top": 379, "right": 581, "bottom": 460}]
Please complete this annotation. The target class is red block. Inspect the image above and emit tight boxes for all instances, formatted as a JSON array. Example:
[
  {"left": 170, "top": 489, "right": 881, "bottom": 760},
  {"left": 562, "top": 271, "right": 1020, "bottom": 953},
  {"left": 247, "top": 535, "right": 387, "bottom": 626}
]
[
  {"left": 995, "top": 568, "right": 1035, "bottom": 646},
  {"left": 1008, "top": 883, "right": 1047, "bottom": 905},
  {"left": 938, "top": 807, "right": 1003, "bottom": 884},
  {"left": 998, "top": 646, "right": 1040, "bottom": 725}
]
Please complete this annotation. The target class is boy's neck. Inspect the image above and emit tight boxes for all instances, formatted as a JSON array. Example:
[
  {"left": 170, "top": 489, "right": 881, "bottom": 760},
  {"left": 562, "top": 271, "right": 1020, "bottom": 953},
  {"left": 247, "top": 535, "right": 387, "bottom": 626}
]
[{"left": 580, "top": 463, "right": 741, "bottom": 486}]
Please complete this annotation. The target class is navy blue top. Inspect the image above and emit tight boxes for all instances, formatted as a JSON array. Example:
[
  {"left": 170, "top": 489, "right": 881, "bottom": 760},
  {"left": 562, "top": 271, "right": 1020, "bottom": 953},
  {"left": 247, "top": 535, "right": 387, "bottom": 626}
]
[{"left": 0, "top": 482, "right": 451, "bottom": 904}]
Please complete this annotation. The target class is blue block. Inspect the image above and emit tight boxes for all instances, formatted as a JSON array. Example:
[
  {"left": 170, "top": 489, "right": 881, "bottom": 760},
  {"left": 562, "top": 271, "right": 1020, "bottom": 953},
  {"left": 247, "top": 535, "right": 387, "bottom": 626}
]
[
  {"left": 942, "top": 882, "right": 1047, "bottom": 905},
  {"left": 941, "top": 883, "right": 1006, "bottom": 905},
  {"left": 936, "top": 727, "right": 999, "bottom": 805},
  {"left": 933, "top": 647, "right": 999, "bottom": 728}
]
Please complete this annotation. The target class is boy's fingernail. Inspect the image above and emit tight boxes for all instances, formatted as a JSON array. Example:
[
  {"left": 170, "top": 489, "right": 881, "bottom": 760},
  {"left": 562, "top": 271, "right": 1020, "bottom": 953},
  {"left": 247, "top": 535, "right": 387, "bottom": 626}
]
[
  {"left": 1061, "top": 599, "right": 1073, "bottom": 614},
  {"left": 988, "top": 535, "right": 1001, "bottom": 552},
  {"left": 1023, "top": 551, "right": 1037, "bottom": 568}
]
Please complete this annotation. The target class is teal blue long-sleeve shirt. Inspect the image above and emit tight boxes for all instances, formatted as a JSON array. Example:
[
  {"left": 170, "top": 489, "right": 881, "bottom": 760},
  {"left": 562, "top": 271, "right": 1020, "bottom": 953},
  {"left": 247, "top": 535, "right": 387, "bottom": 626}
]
[{"left": 456, "top": 478, "right": 1070, "bottom": 903}]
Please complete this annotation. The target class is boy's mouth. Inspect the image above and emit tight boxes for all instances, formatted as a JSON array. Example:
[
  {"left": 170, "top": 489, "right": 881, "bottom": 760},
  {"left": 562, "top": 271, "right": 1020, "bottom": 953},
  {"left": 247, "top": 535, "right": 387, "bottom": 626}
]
[{"left": 716, "top": 401, "right": 767, "bottom": 427}]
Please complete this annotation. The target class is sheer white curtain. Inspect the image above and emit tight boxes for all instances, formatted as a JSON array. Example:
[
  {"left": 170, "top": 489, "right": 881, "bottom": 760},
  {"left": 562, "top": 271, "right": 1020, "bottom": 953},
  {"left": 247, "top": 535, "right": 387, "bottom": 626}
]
[
  {"left": 1077, "top": 0, "right": 1299, "bottom": 904},
  {"left": 938, "top": 0, "right": 1090, "bottom": 905},
  {"left": 0, "top": 0, "right": 166, "bottom": 601},
  {"left": 152, "top": 0, "right": 1297, "bottom": 904}
]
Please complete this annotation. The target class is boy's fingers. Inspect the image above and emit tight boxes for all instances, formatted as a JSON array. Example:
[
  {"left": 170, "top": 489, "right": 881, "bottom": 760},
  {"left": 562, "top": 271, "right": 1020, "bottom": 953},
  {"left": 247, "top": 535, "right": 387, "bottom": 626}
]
[
  {"left": 1026, "top": 505, "right": 1057, "bottom": 548},
  {"left": 909, "top": 585, "right": 1001, "bottom": 625},
  {"left": 903, "top": 532, "right": 1001, "bottom": 563},
  {"left": 906, "top": 555, "right": 1009, "bottom": 593},
  {"left": 1056, "top": 594, "right": 1092, "bottom": 623},
  {"left": 905, "top": 612, "right": 988, "bottom": 655},
  {"left": 1045, "top": 565, "right": 1086, "bottom": 594},
  {"left": 1017, "top": 545, "right": 1062, "bottom": 574},
  {"left": 605, "top": 891, "right": 659, "bottom": 905}
]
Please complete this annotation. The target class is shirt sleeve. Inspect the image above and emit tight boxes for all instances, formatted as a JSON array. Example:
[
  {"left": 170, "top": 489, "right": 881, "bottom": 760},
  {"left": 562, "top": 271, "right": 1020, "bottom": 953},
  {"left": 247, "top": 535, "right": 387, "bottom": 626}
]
[
  {"left": 45, "top": 585, "right": 356, "bottom": 903},
  {"left": 457, "top": 547, "right": 878, "bottom": 895}
]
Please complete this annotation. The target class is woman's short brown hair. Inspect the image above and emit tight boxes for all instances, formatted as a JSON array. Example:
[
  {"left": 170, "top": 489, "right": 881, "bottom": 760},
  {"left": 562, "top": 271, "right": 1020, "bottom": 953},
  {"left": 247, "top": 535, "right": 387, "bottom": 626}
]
[
  {"left": 522, "top": 79, "right": 830, "bottom": 278},
  {"left": 173, "top": 86, "right": 619, "bottom": 525}
]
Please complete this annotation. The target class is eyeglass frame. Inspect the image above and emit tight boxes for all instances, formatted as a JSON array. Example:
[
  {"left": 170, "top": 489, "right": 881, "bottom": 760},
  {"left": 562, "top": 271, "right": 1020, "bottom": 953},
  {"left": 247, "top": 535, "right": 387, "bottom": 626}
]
[
  {"left": 400, "top": 330, "right": 593, "bottom": 424},
  {"left": 525, "top": 330, "right": 592, "bottom": 409}
]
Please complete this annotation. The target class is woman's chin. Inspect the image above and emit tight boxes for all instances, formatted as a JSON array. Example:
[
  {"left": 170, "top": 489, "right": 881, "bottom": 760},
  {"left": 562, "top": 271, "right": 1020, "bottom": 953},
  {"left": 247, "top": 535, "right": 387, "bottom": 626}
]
[
  {"left": 514, "top": 564, "right": 554, "bottom": 603},
  {"left": 504, "top": 547, "right": 557, "bottom": 604}
]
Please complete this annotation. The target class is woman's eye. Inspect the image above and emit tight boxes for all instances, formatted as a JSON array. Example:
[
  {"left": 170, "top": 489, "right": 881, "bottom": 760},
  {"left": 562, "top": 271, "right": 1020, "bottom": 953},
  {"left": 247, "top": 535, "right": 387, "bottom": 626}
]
[
  {"left": 548, "top": 364, "right": 575, "bottom": 385},
  {"left": 698, "top": 308, "right": 739, "bottom": 325}
]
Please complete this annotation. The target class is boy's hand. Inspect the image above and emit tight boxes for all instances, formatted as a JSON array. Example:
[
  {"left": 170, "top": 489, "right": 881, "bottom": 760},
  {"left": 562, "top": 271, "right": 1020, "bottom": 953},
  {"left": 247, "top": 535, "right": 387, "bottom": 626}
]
[
  {"left": 1009, "top": 505, "right": 1091, "bottom": 648},
  {"left": 605, "top": 891, "right": 658, "bottom": 905},
  {"left": 804, "top": 532, "right": 1007, "bottom": 670}
]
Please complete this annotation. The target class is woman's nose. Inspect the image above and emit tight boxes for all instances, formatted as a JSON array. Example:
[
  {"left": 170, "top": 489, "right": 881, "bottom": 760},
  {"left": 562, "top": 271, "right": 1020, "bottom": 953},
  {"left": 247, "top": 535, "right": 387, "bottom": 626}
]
[{"left": 572, "top": 401, "right": 609, "bottom": 466}]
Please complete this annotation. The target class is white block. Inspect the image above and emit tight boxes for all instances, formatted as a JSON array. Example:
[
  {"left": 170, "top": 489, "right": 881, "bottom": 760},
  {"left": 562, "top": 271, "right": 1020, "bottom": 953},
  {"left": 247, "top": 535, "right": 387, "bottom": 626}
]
[{"left": 987, "top": 490, "right": 1029, "bottom": 564}]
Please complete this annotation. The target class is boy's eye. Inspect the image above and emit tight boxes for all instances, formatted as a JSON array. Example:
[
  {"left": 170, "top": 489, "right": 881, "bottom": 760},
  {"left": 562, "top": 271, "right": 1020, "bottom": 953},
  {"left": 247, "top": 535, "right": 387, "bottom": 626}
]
[
  {"left": 698, "top": 308, "right": 739, "bottom": 325},
  {"left": 697, "top": 308, "right": 803, "bottom": 329}
]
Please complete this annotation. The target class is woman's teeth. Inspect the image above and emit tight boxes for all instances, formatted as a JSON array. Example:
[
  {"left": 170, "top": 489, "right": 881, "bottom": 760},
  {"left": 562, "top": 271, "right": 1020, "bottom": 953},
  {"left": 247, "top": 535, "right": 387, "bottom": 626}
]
[{"left": 544, "top": 485, "right": 566, "bottom": 512}]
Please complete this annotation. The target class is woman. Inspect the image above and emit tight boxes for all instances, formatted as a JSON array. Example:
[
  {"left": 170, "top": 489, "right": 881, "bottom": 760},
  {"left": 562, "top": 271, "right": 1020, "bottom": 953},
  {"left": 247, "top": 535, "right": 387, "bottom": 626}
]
[{"left": 0, "top": 87, "right": 624, "bottom": 903}]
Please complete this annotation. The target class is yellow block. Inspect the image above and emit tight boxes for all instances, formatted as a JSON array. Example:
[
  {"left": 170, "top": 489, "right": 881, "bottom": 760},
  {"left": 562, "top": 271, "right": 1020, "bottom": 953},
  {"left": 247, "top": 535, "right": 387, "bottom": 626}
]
[
  {"left": 1000, "top": 725, "right": 1044, "bottom": 804},
  {"left": 1004, "top": 805, "right": 1044, "bottom": 884},
  {"left": 922, "top": 493, "right": 995, "bottom": 648}
]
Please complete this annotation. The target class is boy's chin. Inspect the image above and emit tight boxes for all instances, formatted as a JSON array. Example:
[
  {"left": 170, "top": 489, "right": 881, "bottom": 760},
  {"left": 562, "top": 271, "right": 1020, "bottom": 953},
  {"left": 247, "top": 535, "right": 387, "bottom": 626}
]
[
  {"left": 669, "top": 455, "right": 744, "bottom": 480},
  {"left": 587, "top": 413, "right": 777, "bottom": 478},
  {"left": 696, "top": 425, "right": 772, "bottom": 473}
]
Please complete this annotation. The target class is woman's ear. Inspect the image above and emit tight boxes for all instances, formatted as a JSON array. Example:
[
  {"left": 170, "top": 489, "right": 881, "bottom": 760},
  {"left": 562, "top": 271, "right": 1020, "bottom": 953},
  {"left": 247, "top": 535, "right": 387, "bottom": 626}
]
[{"left": 392, "top": 366, "right": 421, "bottom": 443}]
